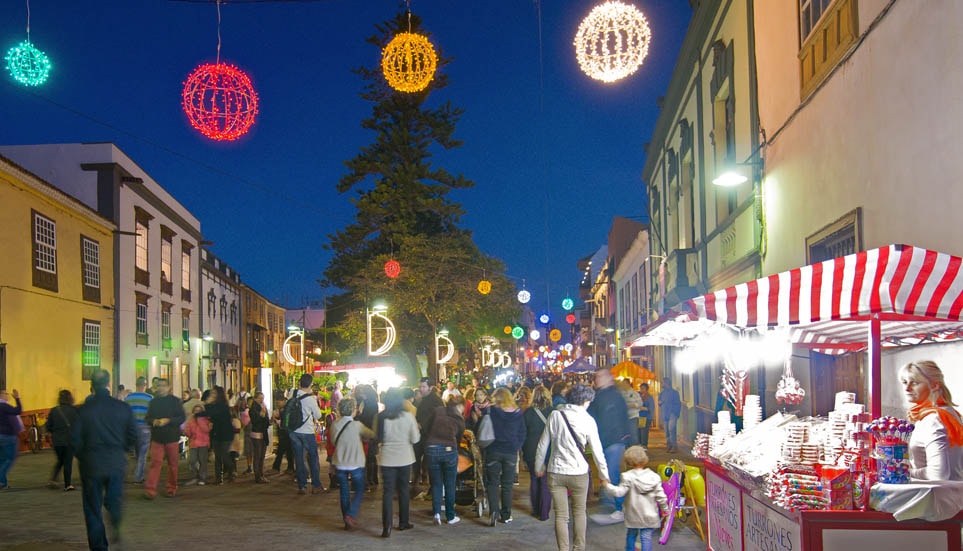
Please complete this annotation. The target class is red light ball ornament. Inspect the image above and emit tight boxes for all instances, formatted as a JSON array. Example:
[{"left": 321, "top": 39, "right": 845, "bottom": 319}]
[
  {"left": 182, "top": 62, "right": 259, "bottom": 141},
  {"left": 384, "top": 259, "right": 401, "bottom": 279},
  {"left": 566, "top": 313, "right": 576, "bottom": 324}
]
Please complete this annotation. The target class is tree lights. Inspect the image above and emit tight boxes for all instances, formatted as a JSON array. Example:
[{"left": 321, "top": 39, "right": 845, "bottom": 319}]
[
  {"left": 384, "top": 259, "right": 402, "bottom": 279},
  {"left": 382, "top": 31, "right": 438, "bottom": 93},
  {"left": 5, "top": 40, "right": 50, "bottom": 86},
  {"left": 182, "top": 62, "right": 259, "bottom": 141},
  {"left": 574, "top": 1, "right": 652, "bottom": 83}
]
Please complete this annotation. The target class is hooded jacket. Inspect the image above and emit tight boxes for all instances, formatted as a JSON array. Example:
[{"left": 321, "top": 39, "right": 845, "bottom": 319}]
[{"left": 605, "top": 467, "right": 669, "bottom": 529}]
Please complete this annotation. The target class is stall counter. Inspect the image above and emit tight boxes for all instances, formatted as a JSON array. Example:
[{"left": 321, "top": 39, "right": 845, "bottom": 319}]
[{"left": 705, "top": 462, "right": 963, "bottom": 551}]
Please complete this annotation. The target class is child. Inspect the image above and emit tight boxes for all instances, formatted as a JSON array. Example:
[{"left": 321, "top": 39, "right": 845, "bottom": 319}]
[
  {"left": 604, "top": 446, "right": 669, "bottom": 551},
  {"left": 184, "top": 405, "right": 212, "bottom": 485}
]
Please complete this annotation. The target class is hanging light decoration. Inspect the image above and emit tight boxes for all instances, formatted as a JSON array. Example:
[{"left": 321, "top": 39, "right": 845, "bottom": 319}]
[
  {"left": 511, "top": 326, "right": 525, "bottom": 340},
  {"left": 565, "top": 313, "right": 576, "bottom": 324},
  {"left": 561, "top": 297, "right": 575, "bottom": 311},
  {"left": 6, "top": 2, "right": 51, "bottom": 87},
  {"left": 503, "top": 325, "right": 513, "bottom": 335},
  {"left": 382, "top": 2, "right": 437, "bottom": 93},
  {"left": 517, "top": 289, "right": 531, "bottom": 304},
  {"left": 530, "top": 329, "right": 541, "bottom": 341},
  {"left": 574, "top": 1, "right": 652, "bottom": 83},
  {"left": 478, "top": 280, "right": 492, "bottom": 295},
  {"left": 538, "top": 313, "right": 551, "bottom": 325},
  {"left": 549, "top": 329, "right": 562, "bottom": 342},
  {"left": 384, "top": 259, "right": 401, "bottom": 279},
  {"left": 182, "top": 0, "right": 258, "bottom": 141}
]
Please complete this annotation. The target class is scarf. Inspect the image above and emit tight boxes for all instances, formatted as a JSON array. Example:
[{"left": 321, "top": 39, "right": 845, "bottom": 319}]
[{"left": 908, "top": 398, "right": 963, "bottom": 447}]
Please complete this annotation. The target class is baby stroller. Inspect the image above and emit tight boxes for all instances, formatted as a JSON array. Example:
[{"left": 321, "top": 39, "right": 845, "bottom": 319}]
[{"left": 455, "top": 429, "right": 488, "bottom": 518}]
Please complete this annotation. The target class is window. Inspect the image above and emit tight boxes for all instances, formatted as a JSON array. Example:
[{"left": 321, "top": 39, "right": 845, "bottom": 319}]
[
  {"left": 82, "top": 320, "right": 101, "bottom": 380},
  {"left": 181, "top": 241, "right": 193, "bottom": 302},
  {"left": 160, "top": 227, "right": 173, "bottom": 295},
  {"left": 207, "top": 289, "right": 217, "bottom": 318},
  {"left": 220, "top": 295, "right": 227, "bottom": 322},
  {"left": 81, "top": 236, "right": 101, "bottom": 302},
  {"left": 806, "top": 208, "right": 862, "bottom": 264},
  {"left": 798, "top": 0, "right": 858, "bottom": 99},
  {"left": 135, "top": 292, "right": 149, "bottom": 346},
  {"left": 161, "top": 302, "right": 172, "bottom": 350},
  {"left": 182, "top": 310, "right": 191, "bottom": 351},
  {"left": 230, "top": 301, "right": 237, "bottom": 325},
  {"left": 31, "top": 210, "right": 58, "bottom": 292},
  {"left": 134, "top": 208, "right": 151, "bottom": 286}
]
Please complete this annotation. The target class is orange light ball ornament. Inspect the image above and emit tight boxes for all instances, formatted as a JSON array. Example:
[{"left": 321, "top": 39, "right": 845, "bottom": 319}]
[
  {"left": 503, "top": 325, "right": 513, "bottom": 335},
  {"left": 478, "top": 280, "right": 492, "bottom": 295},
  {"left": 382, "top": 32, "right": 438, "bottom": 93},
  {"left": 549, "top": 329, "right": 562, "bottom": 342},
  {"left": 384, "top": 259, "right": 401, "bottom": 279},
  {"left": 182, "top": 62, "right": 259, "bottom": 141}
]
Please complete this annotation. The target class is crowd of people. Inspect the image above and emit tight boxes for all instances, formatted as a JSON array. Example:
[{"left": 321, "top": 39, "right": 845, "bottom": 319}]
[{"left": 0, "top": 369, "right": 678, "bottom": 551}]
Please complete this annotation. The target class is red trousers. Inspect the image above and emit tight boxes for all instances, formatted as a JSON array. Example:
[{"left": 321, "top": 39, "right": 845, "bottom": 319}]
[{"left": 145, "top": 441, "right": 180, "bottom": 497}]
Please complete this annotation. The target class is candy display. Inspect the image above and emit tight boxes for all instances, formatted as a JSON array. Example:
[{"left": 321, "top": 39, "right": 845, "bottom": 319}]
[
  {"left": 742, "top": 394, "right": 763, "bottom": 430},
  {"left": 776, "top": 360, "right": 805, "bottom": 406},
  {"left": 869, "top": 416, "right": 915, "bottom": 484}
]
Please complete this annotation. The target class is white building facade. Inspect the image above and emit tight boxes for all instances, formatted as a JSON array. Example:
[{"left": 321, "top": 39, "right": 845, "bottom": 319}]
[
  {"left": 200, "top": 248, "right": 242, "bottom": 392},
  {"left": 0, "top": 143, "right": 203, "bottom": 392}
]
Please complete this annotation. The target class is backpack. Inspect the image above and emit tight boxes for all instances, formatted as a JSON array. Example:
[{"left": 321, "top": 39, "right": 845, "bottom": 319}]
[{"left": 282, "top": 391, "right": 313, "bottom": 432}]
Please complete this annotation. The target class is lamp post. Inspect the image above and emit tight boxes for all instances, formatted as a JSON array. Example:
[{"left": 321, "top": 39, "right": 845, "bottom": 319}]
[{"left": 366, "top": 303, "right": 395, "bottom": 357}]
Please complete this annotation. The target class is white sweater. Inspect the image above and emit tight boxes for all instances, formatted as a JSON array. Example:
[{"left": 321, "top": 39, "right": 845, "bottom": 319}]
[
  {"left": 534, "top": 404, "right": 609, "bottom": 477},
  {"left": 605, "top": 468, "right": 668, "bottom": 529},
  {"left": 908, "top": 411, "right": 963, "bottom": 481}
]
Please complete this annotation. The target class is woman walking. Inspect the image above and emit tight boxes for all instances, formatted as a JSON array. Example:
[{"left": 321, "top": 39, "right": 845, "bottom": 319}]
[
  {"left": 523, "top": 385, "right": 553, "bottom": 520},
  {"left": 375, "top": 388, "right": 420, "bottom": 537},
  {"left": 46, "top": 390, "right": 78, "bottom": 491},
  {"left": 205, "top": 387, "right": 235, "bottom": 485},
  {"left": 485, "top": 387, "right": 526, "bottom": 526},
  {"left": 423, "top": 395, "right": 466, "bottom": 525},
  {"left": 534, "top": 383, "right": 610, "bottom": 551},
  {"left": 249, "top": 392, "right": 270, "bottom": 483},
  {"left": 332, "top": 398, "right": 375, "bottom": 530}
]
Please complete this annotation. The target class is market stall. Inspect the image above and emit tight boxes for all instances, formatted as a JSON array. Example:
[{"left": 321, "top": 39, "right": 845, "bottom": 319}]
[{"left": 635, "top": 244, "right": 963, "bottom": 550}]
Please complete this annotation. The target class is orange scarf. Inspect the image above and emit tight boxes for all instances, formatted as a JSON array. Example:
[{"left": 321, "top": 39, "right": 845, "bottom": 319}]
[{"left": 908, "top": 398, "right": 963, "bottom": 447}]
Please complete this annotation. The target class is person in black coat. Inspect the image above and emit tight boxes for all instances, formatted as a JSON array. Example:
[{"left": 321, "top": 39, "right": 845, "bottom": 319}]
[
  {"left": 72, "top": 370, "right": 138, "bottom": 550},
  {"left": 204, "top": 386, "right": 235, "bottom": 484},
  {"left": 45, "top": 389, "right": 79, "bottom": 490}
]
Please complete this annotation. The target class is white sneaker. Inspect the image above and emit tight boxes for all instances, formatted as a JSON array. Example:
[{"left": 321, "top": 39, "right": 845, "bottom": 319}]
[
  {"left": 590, "top": 510, "right": 624, "bottom": 525},
  {"left": 447, "top": 516, "right": 461, "bottom": 525},
  {"left": 433, "top": 513, "right": 442, "bottom": 526},
  {"left": 197, "top": 481, "right": 206, "bottom": 486}
]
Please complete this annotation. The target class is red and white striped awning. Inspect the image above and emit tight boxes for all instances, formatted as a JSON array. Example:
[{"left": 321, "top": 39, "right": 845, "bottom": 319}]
[{"left": 634, "top": 244, "right": 963, "bottom": 353}]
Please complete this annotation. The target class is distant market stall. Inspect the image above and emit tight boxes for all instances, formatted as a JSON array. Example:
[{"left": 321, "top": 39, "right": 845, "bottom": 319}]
[{"left": 633, "top": 244, "right": 963, "bottom": 551}]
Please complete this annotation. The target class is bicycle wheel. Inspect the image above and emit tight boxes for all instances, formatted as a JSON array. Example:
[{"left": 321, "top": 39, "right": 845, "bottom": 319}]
[
  {"left": 659, "top": 472, "right": 681, "bottom": 545},
  {"left": 28, "top": 428, "right": 41, "bottom": 453}
]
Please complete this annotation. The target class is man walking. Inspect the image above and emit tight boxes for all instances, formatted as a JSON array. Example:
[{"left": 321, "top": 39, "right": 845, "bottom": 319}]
[
  {"left": 588, "top": 368, "right": 631, "bottom": 525},
  {"left": 73, "top": 370, "right": 138, "bottom": 550},
  {"left": 124, "top": 377, "right": 152, "bottom": 483},
  {"left": 659, "top": 377, "right": 682, "bottom": 453},
  {"left": 143, "top": 379, "right": 185, "bottom": 498},
  {"left": 289, "top": 373, "right": 324, "bottom": 495}
]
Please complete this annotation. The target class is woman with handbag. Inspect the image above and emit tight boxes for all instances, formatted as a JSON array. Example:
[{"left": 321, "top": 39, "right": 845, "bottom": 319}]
[
  {"left": 375, "top": 388, "right": 420, "bottom": 537},
  {"left": 484, "top": 387, "right": 526, "bottom": 526},
  {"left": 422, "top": 395, "right": 466, "bottom": 525},
  {"left": 248, "top": 392, "right": 271, "bottom": 483},
  {"left": 46, "top": 390, "right": 79, "bottom": 491},
  {"left": 534, "top": 383, "right": 610, "bottom": 551}
]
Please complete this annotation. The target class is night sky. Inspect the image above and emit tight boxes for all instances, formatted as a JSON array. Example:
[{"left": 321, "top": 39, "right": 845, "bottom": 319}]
[{"left": 1, "top": 0, "right": 692, "bottom": 318}]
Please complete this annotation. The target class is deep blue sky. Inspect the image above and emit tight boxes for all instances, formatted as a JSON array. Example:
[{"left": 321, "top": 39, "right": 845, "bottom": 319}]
[{"left": 1, "top": 0, "right": 691, "bottom": 314}]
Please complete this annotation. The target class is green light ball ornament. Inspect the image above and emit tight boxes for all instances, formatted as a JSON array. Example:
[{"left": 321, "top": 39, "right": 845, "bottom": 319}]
[
  {"left": 562, "top": 298, "right": 574, "bottom": 311},
  {"left": 511, "top": 326, "right": 525, "bottom": 340},
  {"left": 5, "top": 40, "right": 51, "bottom": 86}
]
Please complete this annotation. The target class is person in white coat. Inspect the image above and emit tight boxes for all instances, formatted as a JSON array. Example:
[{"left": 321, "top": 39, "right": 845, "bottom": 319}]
[
  {"left": 603, "top": 446, "right": 668, "bottom": 551},
  {"left": 534, "top": 383, "right": 610, "bottom": 551},
  {"left": 899, "top": 361, "right": 963, "bottom": 481}
]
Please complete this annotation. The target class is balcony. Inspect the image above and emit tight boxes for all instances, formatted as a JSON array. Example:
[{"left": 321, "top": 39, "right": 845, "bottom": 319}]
[{"left": 661, "top": 247, "right": 702, "bottom": 307}]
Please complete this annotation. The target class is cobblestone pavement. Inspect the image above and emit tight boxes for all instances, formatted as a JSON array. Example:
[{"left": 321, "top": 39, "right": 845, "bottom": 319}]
[{"left": 0, "top": 429, "right": 707, "bottom": 550}]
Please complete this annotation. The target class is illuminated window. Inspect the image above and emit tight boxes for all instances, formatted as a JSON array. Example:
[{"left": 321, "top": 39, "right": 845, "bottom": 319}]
[
  {"left": 161, "top": 227, "right": 173, "bottom": 294},
  {"left": 82, "top": 320, "right": 101, "bottom": 379},
  {"left": 182, "top": 310, "right": 191, "bottom": 351},
  {"left": 134, "top": 208, "right": 152, "bottom": 286}
]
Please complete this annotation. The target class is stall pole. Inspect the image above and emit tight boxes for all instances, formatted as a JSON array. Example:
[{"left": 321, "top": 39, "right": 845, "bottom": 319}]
[{"left": 868, "top": 314, "right": 882, "bottom": 418}]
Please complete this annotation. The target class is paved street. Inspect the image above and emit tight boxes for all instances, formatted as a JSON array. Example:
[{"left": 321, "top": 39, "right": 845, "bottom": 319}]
[{"left": 0, "top": 429, "right": 707, "bottom": 550}]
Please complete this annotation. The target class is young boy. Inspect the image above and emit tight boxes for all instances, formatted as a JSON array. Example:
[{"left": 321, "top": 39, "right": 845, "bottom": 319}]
[{"left": 604, "top": 446, "right": 669, "bottom": 551}]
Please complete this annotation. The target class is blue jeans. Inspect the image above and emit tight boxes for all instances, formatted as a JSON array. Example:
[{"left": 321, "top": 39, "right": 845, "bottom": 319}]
[
  {"left": 626, "top": 527, "right": 655, "bottom": 551},
  {"left": 662, "top": 412, "right": 679, "bottom": 449},
  {"left": 426, "top": 444, "right": 458, "bottom": 520},
  {"left": 484, "top": 449, "right": 518, "bottom": 520},
  {"left": 132, "top": 426, "right": 150, "bottom": 482},
  {"left": 336, "top": 467, "right": 365, "bottom": 519},
  {"left": 600, "top": 443, "right": 626, "bottom": 512},
  {"left": 0, "top": 433, "right": 18, "bottom": 487},
  {"left": 290, "top": 432, "right": 322, "bottom": 490},
  {"left": 81, "top": 469, "right": 125, "bottom": 551}
]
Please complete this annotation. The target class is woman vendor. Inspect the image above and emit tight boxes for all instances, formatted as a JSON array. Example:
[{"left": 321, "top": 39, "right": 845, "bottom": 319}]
[{"left": 899, "top": 360, "right": 963, "bottom": 480}]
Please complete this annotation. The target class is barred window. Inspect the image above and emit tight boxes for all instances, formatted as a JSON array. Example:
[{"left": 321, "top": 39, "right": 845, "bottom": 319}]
[
  {"left": 82, "top": 237, "right": 100, "bottom": 288},
  {"left": 83, "top": 322, "right": 101, "bottom": 367},
  {"left": 34, "top": 213, "right": 57, "bottom": 273}
]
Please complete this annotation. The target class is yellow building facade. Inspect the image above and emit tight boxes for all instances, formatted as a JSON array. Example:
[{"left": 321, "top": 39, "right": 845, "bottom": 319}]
[{"left": 0, "top": 155, "right": 115, "bottom": 409}]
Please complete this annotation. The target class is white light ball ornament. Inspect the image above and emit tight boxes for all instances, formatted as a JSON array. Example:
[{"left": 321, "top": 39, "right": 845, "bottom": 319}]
[
  {"left": 574, "top": 1, "right": 652, "bottom": 83},
  {"left": 517, "top": 290, "right": 531, "bottom": 304}
]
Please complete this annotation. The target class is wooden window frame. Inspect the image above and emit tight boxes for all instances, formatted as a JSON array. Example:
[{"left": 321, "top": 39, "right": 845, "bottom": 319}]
[{"left": 31, "top": 210, "right": 58, "bottom": 292}]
